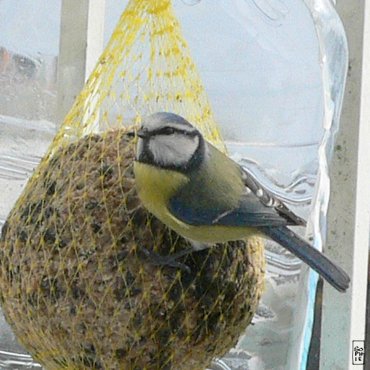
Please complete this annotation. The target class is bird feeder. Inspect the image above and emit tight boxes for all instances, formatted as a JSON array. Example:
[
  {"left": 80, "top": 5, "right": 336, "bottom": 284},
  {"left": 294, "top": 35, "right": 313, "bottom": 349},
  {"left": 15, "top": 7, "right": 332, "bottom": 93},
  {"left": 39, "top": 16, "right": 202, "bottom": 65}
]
[{"left": 1, "top": 1, "right": 368, "bottom": 370}]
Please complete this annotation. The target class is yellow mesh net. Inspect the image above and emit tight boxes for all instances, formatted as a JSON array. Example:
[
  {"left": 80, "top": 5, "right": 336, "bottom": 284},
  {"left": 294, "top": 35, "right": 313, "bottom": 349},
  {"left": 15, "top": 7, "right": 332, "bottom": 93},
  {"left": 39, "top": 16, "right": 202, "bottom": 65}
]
[
  {"left": 54, "top": 0, "right": 225, "bottom": 150},
  {"left": 0, "top": 1, "right": 265, "bottom": 369}
]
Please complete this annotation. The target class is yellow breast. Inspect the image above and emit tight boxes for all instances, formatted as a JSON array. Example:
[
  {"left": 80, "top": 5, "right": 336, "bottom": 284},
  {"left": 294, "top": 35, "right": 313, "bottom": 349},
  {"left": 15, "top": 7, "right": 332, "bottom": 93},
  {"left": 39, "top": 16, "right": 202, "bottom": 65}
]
[
  {"left": 133, "top": 161, "right": 188, "bottom": 219},
  {"left": 133, "top": 161, "right": 258, "bottom": 243},
  {"left": 134, "top": 161, "right": 197, "bottom": 235}
]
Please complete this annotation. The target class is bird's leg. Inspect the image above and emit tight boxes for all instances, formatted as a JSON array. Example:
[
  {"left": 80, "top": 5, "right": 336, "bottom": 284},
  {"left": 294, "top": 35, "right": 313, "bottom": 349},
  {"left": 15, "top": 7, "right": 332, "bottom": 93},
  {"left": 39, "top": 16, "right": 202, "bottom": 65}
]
[{"left": 138, "top": 246, "right": 194, "bottom": 273}]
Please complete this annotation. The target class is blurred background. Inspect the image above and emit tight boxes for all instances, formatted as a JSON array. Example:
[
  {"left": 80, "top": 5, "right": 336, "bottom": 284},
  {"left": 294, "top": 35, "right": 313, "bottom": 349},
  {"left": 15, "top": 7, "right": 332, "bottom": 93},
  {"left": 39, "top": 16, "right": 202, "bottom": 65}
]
[{"left": 0, "top": 1, "right": 350, "bottom": 369}]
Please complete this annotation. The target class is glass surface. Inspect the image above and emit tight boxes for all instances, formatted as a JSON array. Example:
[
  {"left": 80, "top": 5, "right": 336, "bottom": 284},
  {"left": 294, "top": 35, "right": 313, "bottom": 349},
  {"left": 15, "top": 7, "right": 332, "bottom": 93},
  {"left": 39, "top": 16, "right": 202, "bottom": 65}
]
[
  {"left": 0, "top": 0, "right": 60, "bottom": 368},
  {"left": 0, "top": 1, "right": 347, "bottom": 369}
]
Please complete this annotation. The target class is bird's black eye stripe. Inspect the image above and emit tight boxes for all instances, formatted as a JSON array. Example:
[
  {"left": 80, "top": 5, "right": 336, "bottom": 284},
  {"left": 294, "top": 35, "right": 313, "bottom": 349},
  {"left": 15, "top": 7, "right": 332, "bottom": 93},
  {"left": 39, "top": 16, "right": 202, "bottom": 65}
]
[
  {"left": 162, "top": 127, "right": 176, "bottom": 135},
  {"left": 152, "top": 127, "right": 197, "bottom": 137}
]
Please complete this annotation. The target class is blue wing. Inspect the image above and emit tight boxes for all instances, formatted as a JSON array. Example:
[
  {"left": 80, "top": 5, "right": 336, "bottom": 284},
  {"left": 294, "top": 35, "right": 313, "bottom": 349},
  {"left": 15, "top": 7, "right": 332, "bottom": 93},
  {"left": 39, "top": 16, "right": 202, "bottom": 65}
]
[
  {"left": 169, "top": 190, "right": 292, "bottom": 227},
  {"left": 168, "top": 142, "right": 306, "bottom": 228}
]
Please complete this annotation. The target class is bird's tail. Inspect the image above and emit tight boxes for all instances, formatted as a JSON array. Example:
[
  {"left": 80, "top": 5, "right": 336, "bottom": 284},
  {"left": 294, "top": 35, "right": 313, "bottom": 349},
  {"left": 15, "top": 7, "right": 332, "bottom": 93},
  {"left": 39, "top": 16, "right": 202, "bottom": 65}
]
[{"left": 260, "top": 226, "right": 350, "bottom": 292}]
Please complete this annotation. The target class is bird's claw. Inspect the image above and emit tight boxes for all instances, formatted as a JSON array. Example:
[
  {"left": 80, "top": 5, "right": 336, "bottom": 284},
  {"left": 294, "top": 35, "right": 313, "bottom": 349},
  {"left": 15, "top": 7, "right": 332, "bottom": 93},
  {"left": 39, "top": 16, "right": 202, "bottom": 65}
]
[{"left": 138, "top": 246, "right": 193, "bottom": 273}]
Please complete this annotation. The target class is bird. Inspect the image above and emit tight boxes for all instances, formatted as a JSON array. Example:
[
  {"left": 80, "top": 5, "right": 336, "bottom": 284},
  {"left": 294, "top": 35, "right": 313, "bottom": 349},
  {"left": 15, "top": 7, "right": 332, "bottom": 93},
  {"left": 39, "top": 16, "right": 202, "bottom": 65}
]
[{"left": 133, "top": 112, "right": 350, "bottom": 292}]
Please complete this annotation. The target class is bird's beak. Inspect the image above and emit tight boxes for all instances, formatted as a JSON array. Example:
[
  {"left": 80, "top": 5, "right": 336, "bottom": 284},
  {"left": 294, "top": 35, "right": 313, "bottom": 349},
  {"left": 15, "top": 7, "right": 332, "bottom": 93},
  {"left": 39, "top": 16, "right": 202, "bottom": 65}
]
[{"left": 137, "top": 128, "right": 149, "bottom": 139}]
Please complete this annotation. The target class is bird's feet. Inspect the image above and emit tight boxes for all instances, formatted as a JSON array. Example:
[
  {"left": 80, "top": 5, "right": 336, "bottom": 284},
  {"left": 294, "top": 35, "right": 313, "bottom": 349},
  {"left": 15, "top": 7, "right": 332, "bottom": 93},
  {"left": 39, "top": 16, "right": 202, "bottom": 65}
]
[{"left": 138, "top": 246, "right": 193, "bottom": 273}]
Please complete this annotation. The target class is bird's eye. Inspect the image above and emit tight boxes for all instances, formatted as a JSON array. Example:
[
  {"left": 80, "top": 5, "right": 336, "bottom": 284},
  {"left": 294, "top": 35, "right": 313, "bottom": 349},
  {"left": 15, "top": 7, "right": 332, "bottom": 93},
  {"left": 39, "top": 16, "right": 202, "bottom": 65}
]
[{"left": 163, "top": 127, "right": 175, "bottom": 135}]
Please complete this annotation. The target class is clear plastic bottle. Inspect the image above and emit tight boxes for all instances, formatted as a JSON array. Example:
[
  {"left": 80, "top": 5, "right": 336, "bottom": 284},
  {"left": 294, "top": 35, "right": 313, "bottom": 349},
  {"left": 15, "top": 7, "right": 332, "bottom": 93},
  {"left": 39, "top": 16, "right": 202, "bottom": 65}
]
[{"left": 0, "top": 1, "right": 348, "bottom": 369}]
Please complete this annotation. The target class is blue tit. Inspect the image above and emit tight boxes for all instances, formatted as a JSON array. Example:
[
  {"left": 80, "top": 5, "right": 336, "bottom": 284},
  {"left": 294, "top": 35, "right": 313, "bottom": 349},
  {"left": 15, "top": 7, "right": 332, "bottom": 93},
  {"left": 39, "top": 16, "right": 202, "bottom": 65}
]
[{"left": 133, "top": 112, "right": 350, "bottom": 292}]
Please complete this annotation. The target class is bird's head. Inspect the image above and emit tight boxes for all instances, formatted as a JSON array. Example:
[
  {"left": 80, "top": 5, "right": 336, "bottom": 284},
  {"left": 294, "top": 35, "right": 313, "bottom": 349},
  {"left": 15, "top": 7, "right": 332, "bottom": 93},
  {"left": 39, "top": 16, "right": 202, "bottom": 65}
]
[{"left": 136, "top": 112, "right": 205, "bottom": 172}]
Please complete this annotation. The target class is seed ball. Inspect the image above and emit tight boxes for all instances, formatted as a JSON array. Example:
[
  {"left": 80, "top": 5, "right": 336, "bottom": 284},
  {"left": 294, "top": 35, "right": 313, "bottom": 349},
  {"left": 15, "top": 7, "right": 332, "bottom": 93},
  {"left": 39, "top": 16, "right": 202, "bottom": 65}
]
[{"left": 0, "top": 130, "right": 265, "bottom": 370}]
